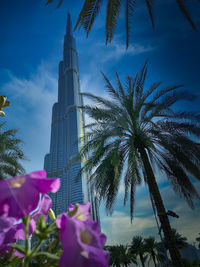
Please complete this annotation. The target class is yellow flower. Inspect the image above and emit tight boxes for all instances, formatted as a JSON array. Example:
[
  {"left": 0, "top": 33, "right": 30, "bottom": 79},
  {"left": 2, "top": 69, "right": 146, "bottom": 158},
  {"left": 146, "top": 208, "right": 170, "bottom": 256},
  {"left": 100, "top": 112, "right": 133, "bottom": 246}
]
[{"left": 0, "top": 95, "right": 10, "bottom": 117}]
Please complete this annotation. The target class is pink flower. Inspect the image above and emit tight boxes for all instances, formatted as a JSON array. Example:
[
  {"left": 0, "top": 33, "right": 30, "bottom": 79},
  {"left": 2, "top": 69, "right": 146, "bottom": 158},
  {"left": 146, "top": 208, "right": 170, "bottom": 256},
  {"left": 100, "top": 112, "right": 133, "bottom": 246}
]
[
  {"left": 56, "top": 213, "right": 109, "bottom": 267},
  {"left": 0, "top": 170, "right": 60, "bottom": 220}
]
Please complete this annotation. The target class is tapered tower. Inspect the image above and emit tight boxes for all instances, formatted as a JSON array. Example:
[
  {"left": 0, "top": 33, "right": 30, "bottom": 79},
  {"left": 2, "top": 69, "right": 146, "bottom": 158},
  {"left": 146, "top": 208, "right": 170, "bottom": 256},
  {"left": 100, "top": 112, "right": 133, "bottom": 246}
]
[{"left": 44, "top": 14, "right": 99, "bottom": 221}]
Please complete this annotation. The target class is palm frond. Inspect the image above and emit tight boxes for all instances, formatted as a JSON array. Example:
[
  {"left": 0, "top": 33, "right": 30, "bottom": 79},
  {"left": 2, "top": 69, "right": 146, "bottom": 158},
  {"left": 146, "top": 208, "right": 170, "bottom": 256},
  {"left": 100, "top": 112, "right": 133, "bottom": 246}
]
[
  {"left": 150, "top": 85, "right": 183, "bottom": 104},
  {"left": 156, "top": 146, "right": 200, "bottom": 207},
  {"left": 81, "top": 92, "right": 121, "bottom": 111},
  {"left": 115, "top": 71, "right": 126, "bottom": 100},
  {"left": 75, "top": 0, "right": 103, "bottom": 35},
  {"left": 144, "top": 90, "right": 195, "bottom": 122},
  {"left": 176, "top": 0, "right": 197, "bottom": 30},
  {"left": 142, "top": 81, "right": 162, "bottom": 103},
  {"left": 56, "top": 0, "right": 64, "bottom": 8},
  {"left": 106, "top": 0, "right": 122, "bottom": 44},
  {"left": 125, "top": 0, "right": 136, "bottom": 48},
  {"left": 134, "top": 61, "right": 148, "bottom": 105},
  {"left": 93, "top": 148, "right": 124, "bottom": 212},
  {"left": 101, "top": 71, "right": 119, "bottom": 100},
  {"left": 145, "top": 0, "right": 155, "bottom": 27}
]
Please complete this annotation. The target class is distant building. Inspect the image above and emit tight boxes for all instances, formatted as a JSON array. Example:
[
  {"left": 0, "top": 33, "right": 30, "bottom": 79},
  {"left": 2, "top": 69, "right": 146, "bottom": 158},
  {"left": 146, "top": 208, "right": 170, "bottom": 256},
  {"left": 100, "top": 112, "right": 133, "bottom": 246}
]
[{"left": 44, "top": 13, "right": 99, "bottom": 221}]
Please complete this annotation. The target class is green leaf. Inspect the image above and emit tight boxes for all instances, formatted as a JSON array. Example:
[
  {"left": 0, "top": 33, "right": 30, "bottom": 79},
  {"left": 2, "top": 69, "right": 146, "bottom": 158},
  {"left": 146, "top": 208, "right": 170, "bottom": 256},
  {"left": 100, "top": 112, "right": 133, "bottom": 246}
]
[
  {"left": 34, "top": 252, "right": 59, "bottom": 260},
  {"left": 11, "top": 256, "right": 23, "bottom": 267},
  {"left": 10, "top": 243, "right": 25, "bottom": 254}
]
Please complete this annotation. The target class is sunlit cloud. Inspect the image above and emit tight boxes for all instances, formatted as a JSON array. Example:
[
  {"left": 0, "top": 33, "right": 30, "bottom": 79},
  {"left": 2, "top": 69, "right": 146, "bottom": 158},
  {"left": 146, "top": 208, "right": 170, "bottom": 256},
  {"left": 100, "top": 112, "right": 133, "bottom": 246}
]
[
  {"left": 1, "top": 62, "right": 57, "bottom": 173},
  {"left": 101, "top": 211, "right": 156, "bottom": 245},
  {"left": 96, "top": 40, "right": 155, "bottom": 63},
  {"left": 100, "top": 181, "right": 200, "bottom": 246}
]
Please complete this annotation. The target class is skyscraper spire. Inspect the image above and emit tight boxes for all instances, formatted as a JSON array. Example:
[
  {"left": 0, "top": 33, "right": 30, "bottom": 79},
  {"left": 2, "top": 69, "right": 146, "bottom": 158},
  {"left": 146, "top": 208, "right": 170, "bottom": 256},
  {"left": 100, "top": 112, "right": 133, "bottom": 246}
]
[
  {"left": 44, "top": 14, "right": 99, "bottom": 222},
  {"left": 66, "top": 13, "right": 72, "bottom": 36}
]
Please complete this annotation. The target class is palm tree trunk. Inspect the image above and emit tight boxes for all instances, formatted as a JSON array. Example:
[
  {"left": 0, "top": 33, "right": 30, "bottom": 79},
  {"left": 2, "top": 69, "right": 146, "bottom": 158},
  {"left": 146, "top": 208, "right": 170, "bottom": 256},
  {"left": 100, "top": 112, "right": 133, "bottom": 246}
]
[
  {"left": 151, "top": 251, "right": 157, "bottom": 267},
  {"left": 139, "top": 253, "right": 145, "bottom": 267},
  {"left": 139, "top": 147, "right": 183, "bottom": 267}
]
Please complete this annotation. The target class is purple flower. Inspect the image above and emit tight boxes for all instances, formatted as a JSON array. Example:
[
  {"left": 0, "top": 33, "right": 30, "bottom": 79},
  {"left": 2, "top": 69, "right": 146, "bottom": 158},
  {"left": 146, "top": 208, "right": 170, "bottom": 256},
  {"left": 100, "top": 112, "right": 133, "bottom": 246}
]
[
  {"left": 0, "top": 215, "right": 16, "bottom": 257},
  {"left": 15, "top": 194, "right": 52, "bottom": 240},
  {"left": 32, "top": 194, "right": 52, "bottom": 221},
  {"left": 15, "top": 218, "right": 36, "bottom": 240},
  {"left": 0, "top": 170, "right": 60, "bottom": 220},
  {"left": 68, "top": 202, "right": 91, "bottom": 221},
  {"left": 56, "top": 213, "right": 109, "bottom": 267}
]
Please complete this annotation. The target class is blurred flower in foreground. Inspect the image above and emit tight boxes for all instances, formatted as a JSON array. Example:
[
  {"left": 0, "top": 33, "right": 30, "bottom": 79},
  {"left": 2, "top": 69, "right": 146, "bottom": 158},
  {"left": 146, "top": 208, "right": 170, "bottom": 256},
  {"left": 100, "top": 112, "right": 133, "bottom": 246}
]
[
  {"left": 0, "top": 95, "right": 10, "bottom": 117},
  {"left": 32, "top": 193, "right": 52, "bottom": 221},
  {"left": 68, "top": 202, "right": 91, "bottom": 221},
  {"left": 0, "top": 214, "right": 16, "bottom": 256},
  {"left": 56, "top": 213, "right": 109, "bottom": 267},
  {"left": 0, "top": 170, "right": 60, "bottom": 220},
  {"left": 15, "top": 194, "right": 52, "bottom": 240}
]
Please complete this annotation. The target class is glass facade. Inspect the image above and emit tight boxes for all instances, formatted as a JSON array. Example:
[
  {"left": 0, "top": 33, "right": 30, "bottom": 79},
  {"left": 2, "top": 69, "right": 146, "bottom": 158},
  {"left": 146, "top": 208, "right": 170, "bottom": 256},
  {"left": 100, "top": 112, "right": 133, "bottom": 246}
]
[{"left": 44, "top": 14, "right": 99, "bottom": 221}]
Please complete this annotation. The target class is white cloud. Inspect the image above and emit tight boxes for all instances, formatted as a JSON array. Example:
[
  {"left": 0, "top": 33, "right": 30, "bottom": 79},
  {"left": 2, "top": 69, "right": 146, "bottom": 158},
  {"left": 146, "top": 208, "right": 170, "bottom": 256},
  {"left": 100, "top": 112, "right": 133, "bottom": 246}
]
[
  {"left": 1, "top": 62, "right": 57, "bottom": 173},
  {"left": 97, "top": 40, "right": 155, "bottom": 63},
  {"left": 100, "top": 181, "right": 200, "bottom": 246},
  {"left": 101, "top": 211, "right": 157, "bottom": 245}
]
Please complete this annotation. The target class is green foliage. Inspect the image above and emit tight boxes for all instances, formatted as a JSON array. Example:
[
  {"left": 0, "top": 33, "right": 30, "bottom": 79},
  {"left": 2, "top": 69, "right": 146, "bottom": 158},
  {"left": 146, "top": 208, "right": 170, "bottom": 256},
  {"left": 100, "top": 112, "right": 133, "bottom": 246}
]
[
  {"left": 130, "top": 236, "right": 147, "bottom": 267},
  {"left": 106, "top": 244, "right": 137, "bottom": 267},
  {"left": 67, "top": 62, "right": 200, "bottom": 266},
  {"left": 0, "top": 122, "right": 27, "bottom": 180},
  {"left": 166, "top": 229, "right": 188, "bottom": 250},
  {"left": 195, "top": 233, "right": 200, "bottom": 249},
  {"left": 46, "top": 0, "right": 198, "bottom": 47},
  {"left": 143, "top": 236, "right": 159, "bottom": 266},
  {"left": 71, "top": 62, "right": 200, "bottom": 220},
  {"left": 7, "top": 215, "right": 61, "bottom": 267}
]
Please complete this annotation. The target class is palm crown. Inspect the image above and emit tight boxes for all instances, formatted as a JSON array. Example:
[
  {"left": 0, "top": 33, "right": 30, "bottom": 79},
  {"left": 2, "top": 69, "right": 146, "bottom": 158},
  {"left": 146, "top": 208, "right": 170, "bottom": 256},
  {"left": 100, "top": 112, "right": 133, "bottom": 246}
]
[
  {"left": 78, "top": 62, "right": 200, "bottom": 218},
  {"left": 0, "top": 122, "right": 26, "bottom": 180},
  {"left": 106, "top": 244, "right": 137, "bottom": 267}
]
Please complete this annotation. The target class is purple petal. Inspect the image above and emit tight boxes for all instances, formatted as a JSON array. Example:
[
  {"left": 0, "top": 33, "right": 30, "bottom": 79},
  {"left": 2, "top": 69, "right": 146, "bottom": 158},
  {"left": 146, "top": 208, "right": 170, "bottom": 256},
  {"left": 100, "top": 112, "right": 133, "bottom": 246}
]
[
  {"left": 0, "top": 171, "right": 60, "bottom": 219},
  {"left": 57, "top": 214, "right": 81, "bottom": 267},
  {"left": 15, "top": 219, "right": 36, "bottom": 240},
  {"left": 57, "top": 213, "right": 109, "bottom": 267},
  {"left": 32, "top": 194, "right": 52, "bottom": 221}
]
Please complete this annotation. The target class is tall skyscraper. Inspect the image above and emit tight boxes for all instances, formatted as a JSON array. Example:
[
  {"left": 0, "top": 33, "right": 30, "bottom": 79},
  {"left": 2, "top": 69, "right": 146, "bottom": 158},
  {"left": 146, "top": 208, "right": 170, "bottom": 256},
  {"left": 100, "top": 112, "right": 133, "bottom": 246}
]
[{"left": 44, "top": 14, "right": 99, "bottom": 221}]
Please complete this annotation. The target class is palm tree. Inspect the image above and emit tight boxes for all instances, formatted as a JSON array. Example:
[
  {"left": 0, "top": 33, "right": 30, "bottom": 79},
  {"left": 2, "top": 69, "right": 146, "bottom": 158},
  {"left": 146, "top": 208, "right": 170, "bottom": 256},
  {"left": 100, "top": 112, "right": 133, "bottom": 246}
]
[
  {"left": 130, "top": 236, "right": 147, "bottom": 267},
  {"left": 164, "top": 229, "right": 188, "bottom": 250},
  {"left": 72, "top": 62, "right": 200, "bottom": 266},
  {"left": 106, "top": 244, "right": 137, "bottom": 267},
  {"left": 46, "top": 0, "right": 198, "bottom": 48},
  {"left": 0, "top": 122, "right": 26, "bottom": 179},
  {"left": 143, "top": 236, "right": 159, "bottom": 267},
  {"left": 196, "top": 233, "right": 200, "bottom": 249}
]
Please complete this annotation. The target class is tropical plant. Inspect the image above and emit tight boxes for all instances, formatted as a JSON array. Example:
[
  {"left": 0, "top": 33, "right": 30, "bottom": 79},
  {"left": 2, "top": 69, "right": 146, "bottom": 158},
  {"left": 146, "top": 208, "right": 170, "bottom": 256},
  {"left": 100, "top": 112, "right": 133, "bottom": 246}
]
[
  {"left": 168, "top": 229, "right": 188, "bottom": 250},
  {"left": 195, "top": 233, "right": 200, "bottom": 249},
  {"left": 46, "top": 0, "right": 198, "bottom": 48},
  {"left": 143, "top": 236, "right": 159, "bottom": 267},
  {"left": 0, "top": 122, "right": 26, "bottom": 179},
  {"left": 71, "top": 62, "right": 200, "bottom": 266},
  {"left": 130, "top": 236, "right": 147, "bottom": 267},
  {"left": 156, "top": 242, "right": 169, "bottom": 266},
  {"left": 160, "top": 228, "right": 188, "bottom": 257},
  {"left": 106, "top": 244, "right": 137, "bottom": 267}
]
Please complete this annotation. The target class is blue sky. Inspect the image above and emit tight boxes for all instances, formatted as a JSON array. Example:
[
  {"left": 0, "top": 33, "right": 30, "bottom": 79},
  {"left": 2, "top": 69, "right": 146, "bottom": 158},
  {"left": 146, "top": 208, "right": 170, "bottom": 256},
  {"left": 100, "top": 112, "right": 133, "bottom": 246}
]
[{"left": 1, "top": 0, "right": 200, "bottom": 249}]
